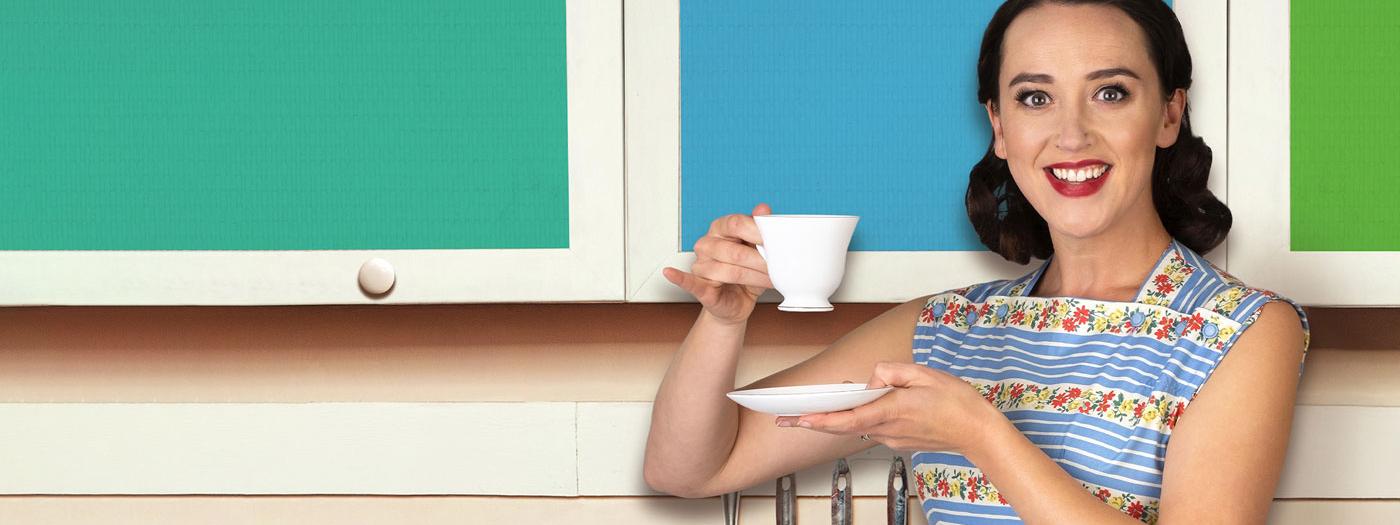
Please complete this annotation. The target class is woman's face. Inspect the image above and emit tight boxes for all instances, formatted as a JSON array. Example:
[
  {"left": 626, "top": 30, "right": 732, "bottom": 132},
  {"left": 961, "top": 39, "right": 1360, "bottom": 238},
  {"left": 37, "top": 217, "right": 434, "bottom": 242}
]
[{"left": 988, "top": 3, "right": 1185, "bottom": 240}]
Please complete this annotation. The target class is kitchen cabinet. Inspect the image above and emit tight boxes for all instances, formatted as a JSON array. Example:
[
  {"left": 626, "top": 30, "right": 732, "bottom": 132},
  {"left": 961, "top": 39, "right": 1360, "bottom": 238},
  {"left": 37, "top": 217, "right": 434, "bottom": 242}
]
[
  {"left": 1228, "top": 0, "right": 1400, "bottom": 306},
  {"left": 0, "top": 0, "right": 623, "bottom": 305},
  {"left": 625, "top": 0, "right": 1228, "bottom": 303}
]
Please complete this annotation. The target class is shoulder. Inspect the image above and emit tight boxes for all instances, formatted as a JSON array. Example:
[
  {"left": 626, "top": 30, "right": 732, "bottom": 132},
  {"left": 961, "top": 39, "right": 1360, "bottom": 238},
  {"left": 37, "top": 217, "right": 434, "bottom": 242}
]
[
  {"left": 1194, "top": 266, "right": 1310, "bottom": 353},
  {"left": 1235, "top": 301, "right": 1306, "bottom": 352},
  {"left": 1169, "top": 252, "right": 1311, "bottom": 377},
  {"left": 1164, "top": 245, "right": 1310, "bottom": 342},
  {"left": 1215, "top": 301, "right": 1307, "bottom": 376}
]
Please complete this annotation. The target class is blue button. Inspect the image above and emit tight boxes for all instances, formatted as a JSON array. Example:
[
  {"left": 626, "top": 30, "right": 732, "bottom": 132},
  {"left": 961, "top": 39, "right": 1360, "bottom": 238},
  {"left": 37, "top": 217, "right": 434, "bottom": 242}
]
[{"left": 1130, "top": 312, "right": 1146, "bottom": 327}]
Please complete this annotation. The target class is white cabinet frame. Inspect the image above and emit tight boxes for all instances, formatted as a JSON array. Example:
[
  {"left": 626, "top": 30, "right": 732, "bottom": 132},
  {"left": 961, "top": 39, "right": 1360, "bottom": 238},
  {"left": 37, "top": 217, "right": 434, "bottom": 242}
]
[
  {"left": 1227, "top": 0, "right": 1400, "bottom": 306},
  {"left": 625, "top": 0, "right": 1228, "bottom": 303},
  {"left": 0, "top": 0, "right": 624, "bottom": 306}
]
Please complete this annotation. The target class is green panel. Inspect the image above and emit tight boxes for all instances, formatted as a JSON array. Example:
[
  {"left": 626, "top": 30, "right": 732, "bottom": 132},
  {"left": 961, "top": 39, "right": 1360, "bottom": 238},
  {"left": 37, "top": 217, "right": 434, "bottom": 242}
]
[
  {"left": 0, "top": 1, "right": 568, "bottom": 250},
  {"left": 1292, "top": 1, "right": 1400, "bottom": 251}
]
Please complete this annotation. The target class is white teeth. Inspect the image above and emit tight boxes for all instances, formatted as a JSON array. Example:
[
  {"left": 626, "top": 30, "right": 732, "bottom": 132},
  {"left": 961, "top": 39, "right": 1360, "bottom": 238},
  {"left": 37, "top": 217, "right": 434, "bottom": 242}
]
[{"left": 1051, "top": 165, "right": 1108, "bottom": 182}]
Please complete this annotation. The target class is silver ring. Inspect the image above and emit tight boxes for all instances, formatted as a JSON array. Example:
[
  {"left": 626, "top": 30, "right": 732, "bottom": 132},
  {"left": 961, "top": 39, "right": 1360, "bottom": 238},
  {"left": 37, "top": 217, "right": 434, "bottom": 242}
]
[{"left": 859, "top": 434, "right": 871, "bottom": 442}]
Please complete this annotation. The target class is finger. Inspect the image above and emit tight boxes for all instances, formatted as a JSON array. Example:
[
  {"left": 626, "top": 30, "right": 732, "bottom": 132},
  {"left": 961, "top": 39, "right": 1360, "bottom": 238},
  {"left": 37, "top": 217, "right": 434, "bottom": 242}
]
[
  {"left": 868, "top": 362, "right": 932, "bottom": 389},
  {"left": 796, "top": 403, "right": 887, "bottom": 435},
  {"left": 791, "top": 410, "right": 858, "bottom": 434},
  {"left": 661, "top": 267, "right": 721, "bottom": 300},
  {"left": 707, "top": 213, "right": 763, "bottom": 246},
  {"left": 694, "top": 235, "right": 769, "bottom": 274},
  {"left": 752, "top": 203, "right": 772, "bottom": 217},
  {"left": 690, "top": 259, "right": 773, "bottom": 289}
]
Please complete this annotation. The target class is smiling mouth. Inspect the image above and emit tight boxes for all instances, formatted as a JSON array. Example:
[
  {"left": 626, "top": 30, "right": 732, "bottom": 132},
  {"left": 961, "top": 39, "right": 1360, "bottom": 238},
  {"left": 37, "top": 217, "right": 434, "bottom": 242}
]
[
  {"left": 1046, "top": 164, "right": 1110, "bottom": 182},
  {"left": 1042, "top": 160, "right": 1111, "bottom": 197}
]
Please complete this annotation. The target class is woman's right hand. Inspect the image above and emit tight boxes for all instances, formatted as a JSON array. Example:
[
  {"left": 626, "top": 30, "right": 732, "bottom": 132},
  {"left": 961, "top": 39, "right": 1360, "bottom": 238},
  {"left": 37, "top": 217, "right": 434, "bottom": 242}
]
[{"left": 662, "top": 203, "right": 774, "bottom": 325}]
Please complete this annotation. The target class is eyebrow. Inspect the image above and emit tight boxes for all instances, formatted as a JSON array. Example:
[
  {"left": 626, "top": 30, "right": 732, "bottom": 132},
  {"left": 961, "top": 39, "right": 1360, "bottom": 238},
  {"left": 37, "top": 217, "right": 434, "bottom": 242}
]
[{"left": 1008, "top": 67, "right": 1142, "bottom": 87}]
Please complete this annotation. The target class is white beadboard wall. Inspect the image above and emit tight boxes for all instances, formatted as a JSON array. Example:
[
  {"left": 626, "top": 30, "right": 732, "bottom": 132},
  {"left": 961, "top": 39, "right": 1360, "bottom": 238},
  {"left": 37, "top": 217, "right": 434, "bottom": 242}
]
[{"left": 0, "top": 402, "right": 1395, "bottom": 501}]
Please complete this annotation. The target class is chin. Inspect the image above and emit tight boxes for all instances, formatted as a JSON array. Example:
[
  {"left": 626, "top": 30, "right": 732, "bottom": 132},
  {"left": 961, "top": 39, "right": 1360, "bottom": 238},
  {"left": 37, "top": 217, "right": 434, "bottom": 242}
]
[{"left": 1047, "top": 215, "right": 1112, "bottom": 240}]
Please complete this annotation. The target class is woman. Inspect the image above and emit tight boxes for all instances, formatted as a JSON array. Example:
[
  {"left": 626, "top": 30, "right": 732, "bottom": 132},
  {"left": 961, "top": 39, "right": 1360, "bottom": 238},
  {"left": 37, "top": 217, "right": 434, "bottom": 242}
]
[{"left": 644, "top": 1, "right": 1309, "bottom": 523}]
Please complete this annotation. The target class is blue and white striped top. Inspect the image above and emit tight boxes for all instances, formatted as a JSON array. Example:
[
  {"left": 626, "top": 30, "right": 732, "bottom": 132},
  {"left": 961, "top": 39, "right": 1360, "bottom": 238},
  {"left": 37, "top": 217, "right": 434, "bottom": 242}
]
[{"left": 910, "top": 239, "right": 1309, "bottom": 524}]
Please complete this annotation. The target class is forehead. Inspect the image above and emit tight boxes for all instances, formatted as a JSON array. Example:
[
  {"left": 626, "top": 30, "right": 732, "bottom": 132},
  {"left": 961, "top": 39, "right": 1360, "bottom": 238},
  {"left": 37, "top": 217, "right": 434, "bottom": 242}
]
[{"left": 1000, "top": 4, "right": 1155, "bottom": 82}]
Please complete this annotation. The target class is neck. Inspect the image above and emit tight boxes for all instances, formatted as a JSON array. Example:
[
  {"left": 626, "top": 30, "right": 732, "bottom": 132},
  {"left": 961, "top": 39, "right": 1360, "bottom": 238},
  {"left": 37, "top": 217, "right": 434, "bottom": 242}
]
[{"left": 1033, "top": 212, "right": 1173, "bottom": 302}]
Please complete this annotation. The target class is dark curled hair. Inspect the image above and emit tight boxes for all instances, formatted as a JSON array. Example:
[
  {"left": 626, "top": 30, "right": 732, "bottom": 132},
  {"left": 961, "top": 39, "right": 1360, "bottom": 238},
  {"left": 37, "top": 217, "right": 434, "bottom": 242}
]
[{"left": 966, "top": 0, "right": 1230, "bottom": 264}]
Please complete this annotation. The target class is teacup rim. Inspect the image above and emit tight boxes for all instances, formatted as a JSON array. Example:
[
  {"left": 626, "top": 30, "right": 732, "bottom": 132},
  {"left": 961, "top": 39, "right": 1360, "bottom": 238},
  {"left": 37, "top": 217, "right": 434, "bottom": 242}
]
[{"left": 754, "top": 214, "right": 859, "bottom": 220}]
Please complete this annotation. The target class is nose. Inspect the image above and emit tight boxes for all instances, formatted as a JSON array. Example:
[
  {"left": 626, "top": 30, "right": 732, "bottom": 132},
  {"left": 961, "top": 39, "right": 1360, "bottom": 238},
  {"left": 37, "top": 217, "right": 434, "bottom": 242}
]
[{"left": 1055, "top": 104, "right": 1092, "bottom": 152}]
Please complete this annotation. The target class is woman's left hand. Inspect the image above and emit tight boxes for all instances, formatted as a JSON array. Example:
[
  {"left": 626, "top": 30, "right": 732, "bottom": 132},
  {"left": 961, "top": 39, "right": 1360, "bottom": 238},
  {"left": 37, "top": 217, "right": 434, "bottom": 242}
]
[{"left": 776, "top": 362, "right": 1006, "bottom": 454}]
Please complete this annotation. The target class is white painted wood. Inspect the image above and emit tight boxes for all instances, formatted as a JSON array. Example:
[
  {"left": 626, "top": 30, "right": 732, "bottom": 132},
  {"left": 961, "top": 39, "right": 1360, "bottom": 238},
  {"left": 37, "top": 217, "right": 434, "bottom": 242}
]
[
  {"left": 1228, "top": 0, "right": 1400, "bottom": 305},
  {"left": 623, "top": 0, "right": 684, "bottom": 302},
  {"left": 625, "top": 1, "right": 1230, "bottom": 303},
  {"left": 1276, "top": 405, "right": 1400, "bottom": 499},
  {"left": 1175, "top": 0, "right": 1230, "bottom": 270},
  {"left": 578, "top": 402, "right": 661, "bottom": 496},
  {"left": 577, "top": 402, "right": 911, "bottom": 497},
  {"left": 0, "top": 403, "right": 578, "bottom": 495},
  {"left": 0, "top": 0, "right": 625, "bottom": 306},
  {"left": 3, "top": 495, "right": 1394, "bottom": 525},
  {"left": 1269, "top": 500, "right": 1400, "bottom": 525},
  {"left": 0, "top": 495, "right": 936, "bottom": 525},
  {"left": 1, "top": 401, "right": 1394, "bottom": 498}
]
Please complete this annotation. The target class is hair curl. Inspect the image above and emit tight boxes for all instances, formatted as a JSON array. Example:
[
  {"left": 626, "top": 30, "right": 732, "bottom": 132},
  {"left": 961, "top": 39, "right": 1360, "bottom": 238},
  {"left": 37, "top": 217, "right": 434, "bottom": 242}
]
[{"left": 966, "top": 0, "right": 1230, "bottom": 264}]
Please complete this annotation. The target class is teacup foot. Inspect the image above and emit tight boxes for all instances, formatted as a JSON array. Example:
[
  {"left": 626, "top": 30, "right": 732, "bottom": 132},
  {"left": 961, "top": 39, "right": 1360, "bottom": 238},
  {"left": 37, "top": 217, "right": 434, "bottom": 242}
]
[{"left": 777, "top": 304, "right": 834, "bottom": 312}]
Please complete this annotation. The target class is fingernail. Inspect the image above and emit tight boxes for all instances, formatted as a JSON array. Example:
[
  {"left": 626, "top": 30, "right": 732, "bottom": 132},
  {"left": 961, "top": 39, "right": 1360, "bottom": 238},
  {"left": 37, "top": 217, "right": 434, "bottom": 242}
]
[
  {"left": 797, "top": 420, "right": 812, "bottom": 428},
  {"left": 776, "top": 420, "right": 791, "bottom": 427}
]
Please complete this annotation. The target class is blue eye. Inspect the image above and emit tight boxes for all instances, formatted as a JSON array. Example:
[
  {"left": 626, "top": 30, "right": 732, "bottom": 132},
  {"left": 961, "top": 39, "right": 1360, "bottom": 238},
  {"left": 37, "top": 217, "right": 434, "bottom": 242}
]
[{"left": 1016, "top": 90, "right": 1051, "bottom": 108}]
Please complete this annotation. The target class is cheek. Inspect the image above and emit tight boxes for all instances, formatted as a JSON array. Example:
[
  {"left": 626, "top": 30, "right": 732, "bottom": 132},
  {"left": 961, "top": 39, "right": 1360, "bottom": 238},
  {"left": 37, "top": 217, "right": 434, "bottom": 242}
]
[
  {"left": 1102, "top": 113, "right": 1160, "bottom": 152},
  {"left": 998, "top": 114, "right": 1050, "bottom": 158},
  {"left": 1099, "top": 114, "right": 1162, "bottom": 187},
  {"left": 998, "top": 118, "right": 1054, "bottom": 201}
]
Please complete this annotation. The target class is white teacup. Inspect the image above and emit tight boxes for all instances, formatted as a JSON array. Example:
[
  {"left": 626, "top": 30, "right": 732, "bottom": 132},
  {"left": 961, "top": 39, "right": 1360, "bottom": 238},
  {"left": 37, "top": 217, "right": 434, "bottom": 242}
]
[{"left": 754, "top": 214, "right": 859, "bottom": 312}]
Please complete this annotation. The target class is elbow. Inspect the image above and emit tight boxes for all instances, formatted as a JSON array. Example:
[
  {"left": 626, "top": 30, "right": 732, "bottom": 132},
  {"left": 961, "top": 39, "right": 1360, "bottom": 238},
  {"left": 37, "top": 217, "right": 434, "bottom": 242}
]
[{"left": 642, "top": 457, "right": 713, "bottom": 499}]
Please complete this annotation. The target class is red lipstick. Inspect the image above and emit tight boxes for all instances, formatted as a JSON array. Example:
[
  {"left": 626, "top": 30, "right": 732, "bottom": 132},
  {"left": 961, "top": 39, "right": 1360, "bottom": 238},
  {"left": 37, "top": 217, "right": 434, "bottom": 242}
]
[{"left": 1043, "top": 160, "right": 1111, "bottom": 198}]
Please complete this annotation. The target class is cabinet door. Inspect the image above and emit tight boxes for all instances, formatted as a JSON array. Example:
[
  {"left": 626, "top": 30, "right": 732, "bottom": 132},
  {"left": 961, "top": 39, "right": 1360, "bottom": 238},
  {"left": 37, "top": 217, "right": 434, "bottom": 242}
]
[
  {"left": 0, "top": 0, "right": 622, "bottom": 305},
  {"left": 1229, "top": 0, "right": 1400, "bottom": 306},
  {"left": 626, "top": 0, "right": 1225, "bottom": 303}
]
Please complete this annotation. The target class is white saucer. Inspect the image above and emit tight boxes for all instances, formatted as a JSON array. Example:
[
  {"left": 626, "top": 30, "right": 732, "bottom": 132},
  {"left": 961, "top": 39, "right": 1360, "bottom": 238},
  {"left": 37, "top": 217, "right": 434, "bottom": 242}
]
[{"left": 726, "top": 383, "right": 895, "bottom": 416}]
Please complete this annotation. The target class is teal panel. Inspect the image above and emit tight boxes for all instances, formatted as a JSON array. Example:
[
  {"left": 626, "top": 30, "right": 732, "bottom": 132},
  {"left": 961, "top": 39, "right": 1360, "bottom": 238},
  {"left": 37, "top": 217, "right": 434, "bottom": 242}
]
[{"left": 0, "top": 1, "right": 569, "bottom": 250}]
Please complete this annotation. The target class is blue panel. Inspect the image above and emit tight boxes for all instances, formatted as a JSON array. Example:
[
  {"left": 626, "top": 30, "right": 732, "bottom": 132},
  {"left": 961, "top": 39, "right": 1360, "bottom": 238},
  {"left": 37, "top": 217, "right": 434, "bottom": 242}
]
[{"left": 680, "top": 1, "right": 1169, "bottom": 252}]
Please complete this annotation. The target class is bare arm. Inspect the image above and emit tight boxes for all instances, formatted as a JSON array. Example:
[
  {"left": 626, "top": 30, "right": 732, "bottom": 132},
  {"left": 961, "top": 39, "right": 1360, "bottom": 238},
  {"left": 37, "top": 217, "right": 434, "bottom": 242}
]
[
  {"left": 643, "top": 296, "right": 930, "bottom": 498},
  {"left": 1155, "top": 301, "right": 1305, "bottom": 523}
]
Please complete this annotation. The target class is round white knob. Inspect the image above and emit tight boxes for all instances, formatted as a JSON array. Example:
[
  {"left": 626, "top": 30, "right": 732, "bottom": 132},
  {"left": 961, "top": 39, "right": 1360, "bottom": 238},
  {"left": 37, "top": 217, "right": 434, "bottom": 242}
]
[{"left": 358, "top": 258, "right": 396, "bottom": 295}]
